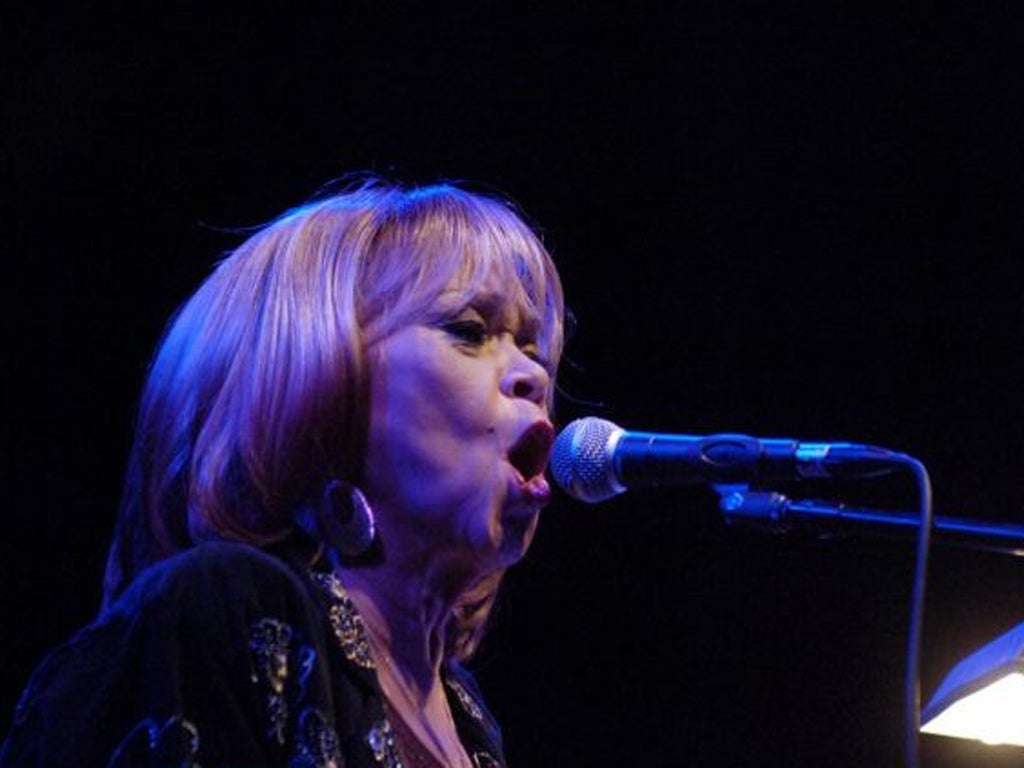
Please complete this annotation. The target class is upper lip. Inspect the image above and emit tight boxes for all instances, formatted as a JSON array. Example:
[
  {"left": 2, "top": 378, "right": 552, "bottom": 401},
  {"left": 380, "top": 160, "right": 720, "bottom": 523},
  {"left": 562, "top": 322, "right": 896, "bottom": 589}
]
[{"left": 507, "top": 420, "right": 555, "bottom": 481}]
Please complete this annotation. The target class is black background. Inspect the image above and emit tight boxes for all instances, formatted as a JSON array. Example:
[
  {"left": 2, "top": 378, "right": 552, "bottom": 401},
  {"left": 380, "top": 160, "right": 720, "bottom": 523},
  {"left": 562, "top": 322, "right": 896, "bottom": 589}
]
[{"left": 5, "top": 3, "right": 1024, "bottom": 767}]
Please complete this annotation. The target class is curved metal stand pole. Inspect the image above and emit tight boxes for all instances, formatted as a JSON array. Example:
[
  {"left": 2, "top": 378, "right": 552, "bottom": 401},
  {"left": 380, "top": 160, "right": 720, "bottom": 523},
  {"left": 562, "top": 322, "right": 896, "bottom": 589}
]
[{"left": 718, "top": 489, "right": 1024, "bottom": 558}]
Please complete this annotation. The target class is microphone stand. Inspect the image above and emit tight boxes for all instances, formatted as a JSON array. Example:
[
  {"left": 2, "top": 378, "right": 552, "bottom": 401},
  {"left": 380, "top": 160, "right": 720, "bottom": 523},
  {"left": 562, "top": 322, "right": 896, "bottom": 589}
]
[{"left": 716, "top": 488, "right": 1024, "bottom": 558}]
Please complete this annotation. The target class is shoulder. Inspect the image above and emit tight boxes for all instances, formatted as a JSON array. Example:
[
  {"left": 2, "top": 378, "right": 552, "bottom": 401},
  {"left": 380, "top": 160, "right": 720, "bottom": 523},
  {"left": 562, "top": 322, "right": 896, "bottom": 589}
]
[
  {"left": 14, "top": 541, "right": 324, "bottom": 705},
  {"left": 112, "top": 541, "right": 336, "bottom": 679},
  {"left": 117, "top": 541, "right": 310, "bottom": 605},
  {"left": 1, "top": 543, "right": 332, "bottom": 767}
]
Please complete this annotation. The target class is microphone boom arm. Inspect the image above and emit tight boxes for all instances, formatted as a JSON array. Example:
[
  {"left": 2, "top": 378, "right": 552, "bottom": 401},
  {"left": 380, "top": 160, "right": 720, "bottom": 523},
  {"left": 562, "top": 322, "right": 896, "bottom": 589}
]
[{"left": 717, "top": 488, "right": 1024, "bottom": 558}]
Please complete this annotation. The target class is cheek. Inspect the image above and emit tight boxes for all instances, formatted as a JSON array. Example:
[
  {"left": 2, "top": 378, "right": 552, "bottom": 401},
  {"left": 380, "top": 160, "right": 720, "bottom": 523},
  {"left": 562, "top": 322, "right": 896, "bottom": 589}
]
[
  {"left": 380, "top": 350, "right": 500, "bottom": 446},
  {"left": 382, "top": 372, "right": 495, "bottom": 460},
  {"left": 364, "top": 339, "right": 506, "bottom": 503}
]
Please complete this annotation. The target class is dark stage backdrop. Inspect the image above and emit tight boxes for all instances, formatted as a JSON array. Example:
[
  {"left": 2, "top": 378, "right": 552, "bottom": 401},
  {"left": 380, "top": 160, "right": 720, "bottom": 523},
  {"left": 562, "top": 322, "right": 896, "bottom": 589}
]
[{"left": 6, "top": 4, "right": 1023, "bottom": 767}]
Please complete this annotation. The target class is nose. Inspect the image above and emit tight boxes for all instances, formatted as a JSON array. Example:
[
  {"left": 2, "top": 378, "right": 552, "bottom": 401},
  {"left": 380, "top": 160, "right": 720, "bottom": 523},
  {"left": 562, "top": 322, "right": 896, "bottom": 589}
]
[{"left": 500, "top": 339, "right": 551, "bottom": 406}]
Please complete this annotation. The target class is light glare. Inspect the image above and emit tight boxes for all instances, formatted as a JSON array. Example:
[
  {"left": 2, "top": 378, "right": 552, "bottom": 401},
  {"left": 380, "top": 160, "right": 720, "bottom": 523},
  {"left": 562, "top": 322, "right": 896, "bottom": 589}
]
[{"left": 921, "top": 672, "right": 1024, "bottom": 746}]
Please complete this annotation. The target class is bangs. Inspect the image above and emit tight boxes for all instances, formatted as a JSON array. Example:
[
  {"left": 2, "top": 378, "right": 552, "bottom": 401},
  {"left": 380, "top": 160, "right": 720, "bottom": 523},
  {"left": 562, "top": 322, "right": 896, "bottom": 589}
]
[{"left": 359, "top": 185, "right": 564, "bottom": 362}]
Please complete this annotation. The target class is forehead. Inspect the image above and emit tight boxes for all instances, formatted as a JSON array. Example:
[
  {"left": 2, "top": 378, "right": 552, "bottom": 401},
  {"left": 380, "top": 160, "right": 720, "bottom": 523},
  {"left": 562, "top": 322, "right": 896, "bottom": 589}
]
[{"left": 360, "top": 199, "right": 560, "bottom": 353}]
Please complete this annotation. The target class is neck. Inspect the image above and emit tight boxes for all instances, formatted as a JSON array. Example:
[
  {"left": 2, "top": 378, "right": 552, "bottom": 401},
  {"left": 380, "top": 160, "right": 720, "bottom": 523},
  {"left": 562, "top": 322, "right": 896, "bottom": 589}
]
[
  {"left": 339, "top": 560, "right": 477, "bottom": 768},
  {"left": 335, "top": 535, "right": 481, "bottom": 768},
  {"left": 338, "top": 555, "right": 474, "bottom": 699}
]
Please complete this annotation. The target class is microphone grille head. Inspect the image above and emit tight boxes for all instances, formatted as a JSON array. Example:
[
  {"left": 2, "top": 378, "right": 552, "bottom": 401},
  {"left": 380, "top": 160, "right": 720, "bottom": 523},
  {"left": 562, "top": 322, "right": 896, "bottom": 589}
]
[{"left": 551, "top": 417, "right": 624, "bottom": 503}]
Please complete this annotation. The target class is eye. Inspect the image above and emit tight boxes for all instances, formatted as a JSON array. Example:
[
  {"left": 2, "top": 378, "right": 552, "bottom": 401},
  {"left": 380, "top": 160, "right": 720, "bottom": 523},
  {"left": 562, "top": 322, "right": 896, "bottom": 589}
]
[{"left": 441, "top": 319, "right": 489, "bottom": 346}]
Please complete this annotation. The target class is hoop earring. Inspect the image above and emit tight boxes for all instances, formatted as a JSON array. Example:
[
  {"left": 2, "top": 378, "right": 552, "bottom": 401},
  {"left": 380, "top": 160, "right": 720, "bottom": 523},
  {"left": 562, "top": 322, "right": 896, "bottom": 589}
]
[{"left": 318, "top": 479, "right": 376, "bottom": 558}]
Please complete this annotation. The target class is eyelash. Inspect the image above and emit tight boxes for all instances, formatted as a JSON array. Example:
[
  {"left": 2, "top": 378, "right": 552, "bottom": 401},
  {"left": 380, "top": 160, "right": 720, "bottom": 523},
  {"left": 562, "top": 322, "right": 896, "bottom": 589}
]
[
  {"left": 442, "top": 319, "right": 489, "bottom": 345},
  {"left": 442, "top": 320, "right": 550, "bottom": 370}
]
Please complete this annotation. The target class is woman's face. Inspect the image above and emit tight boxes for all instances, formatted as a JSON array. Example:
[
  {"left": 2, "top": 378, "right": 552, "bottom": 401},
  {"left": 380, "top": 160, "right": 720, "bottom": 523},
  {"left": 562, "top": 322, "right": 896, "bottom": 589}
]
[{"left": 362, "top": 277, "right": 556, "bottom": 577}]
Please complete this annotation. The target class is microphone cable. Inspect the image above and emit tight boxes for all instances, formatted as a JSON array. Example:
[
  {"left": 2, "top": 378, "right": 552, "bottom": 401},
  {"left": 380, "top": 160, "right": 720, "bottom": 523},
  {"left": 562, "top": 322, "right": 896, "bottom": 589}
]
[{"left": 900, "top": 456, "right": 933, "bottom": 768}]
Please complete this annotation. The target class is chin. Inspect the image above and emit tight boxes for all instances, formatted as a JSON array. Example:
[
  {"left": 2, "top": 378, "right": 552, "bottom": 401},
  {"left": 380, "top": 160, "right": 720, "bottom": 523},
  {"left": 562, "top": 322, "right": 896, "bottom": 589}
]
[{"left": 496, "top": 511, "right": 540, "bottom": 567}]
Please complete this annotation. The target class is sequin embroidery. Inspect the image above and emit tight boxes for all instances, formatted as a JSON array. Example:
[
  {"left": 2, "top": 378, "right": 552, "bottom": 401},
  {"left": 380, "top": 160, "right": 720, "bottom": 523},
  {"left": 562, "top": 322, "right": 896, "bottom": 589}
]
[
  {"left": 291, "top": 707, "right": 344, "bottom": 768},
  {"left": 310, "top": 572, "right": 375, "bottom": 669},
  {"left": 295, "top": 643, "right": 317, "bottom": 702},
  {"left": 106, "top": 715, "right": 200, "bottom": 768},
  {"left": 367, "top": 718, "right": 405, "bottom": 768},
  {"left": 250, "top": 617, "right": 293, "bottom": 745},
  {"left": 472, "top": 752, "right": 502, "bottom": 768},
  {"left": 445, "top": 679, "right": 484, "bottom": 722}
]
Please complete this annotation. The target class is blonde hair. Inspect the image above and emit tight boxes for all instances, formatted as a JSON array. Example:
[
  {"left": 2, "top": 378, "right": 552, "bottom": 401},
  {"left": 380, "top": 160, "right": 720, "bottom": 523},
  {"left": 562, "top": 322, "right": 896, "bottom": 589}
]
[{"left": 103, "top": 178, "right": 564, "bottom": 658}]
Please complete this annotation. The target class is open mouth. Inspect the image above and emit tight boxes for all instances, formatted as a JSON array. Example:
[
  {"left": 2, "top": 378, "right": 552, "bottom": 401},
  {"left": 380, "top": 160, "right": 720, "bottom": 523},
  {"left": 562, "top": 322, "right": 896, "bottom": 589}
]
[{"left": 507, "top": 421, "right": 555, "bottom": 481}]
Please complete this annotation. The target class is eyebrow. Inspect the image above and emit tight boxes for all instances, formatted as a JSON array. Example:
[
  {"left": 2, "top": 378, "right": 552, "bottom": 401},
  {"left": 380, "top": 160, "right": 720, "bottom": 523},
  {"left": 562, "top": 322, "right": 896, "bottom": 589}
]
[{"left": 443, "top": 289, "right": 542, "bottom": 339}]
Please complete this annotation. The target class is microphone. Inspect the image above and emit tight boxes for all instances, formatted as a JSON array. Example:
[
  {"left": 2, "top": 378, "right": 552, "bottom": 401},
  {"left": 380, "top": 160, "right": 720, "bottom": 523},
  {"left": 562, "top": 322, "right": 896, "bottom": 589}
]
[{"left": 550, "top": 417, "right": 904, "bottom": 503}]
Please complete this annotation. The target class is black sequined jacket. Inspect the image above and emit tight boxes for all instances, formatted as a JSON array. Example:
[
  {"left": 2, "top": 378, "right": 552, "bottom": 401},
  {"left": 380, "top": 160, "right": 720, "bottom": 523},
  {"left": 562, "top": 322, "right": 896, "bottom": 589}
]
[{"left": 0, "top": 542, "right": 507, "bottom": 768}]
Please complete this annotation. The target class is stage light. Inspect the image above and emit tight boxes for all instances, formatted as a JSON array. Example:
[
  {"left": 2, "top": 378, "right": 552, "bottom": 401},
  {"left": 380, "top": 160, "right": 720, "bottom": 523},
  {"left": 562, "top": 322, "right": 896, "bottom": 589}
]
[{"left": 921, "top": 621, "right": 1024, "bottom": 747}]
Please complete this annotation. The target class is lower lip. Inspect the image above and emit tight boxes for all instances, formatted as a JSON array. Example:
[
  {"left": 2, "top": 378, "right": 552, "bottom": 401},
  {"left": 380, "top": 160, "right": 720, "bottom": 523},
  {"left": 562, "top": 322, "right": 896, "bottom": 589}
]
[{"left": 516, "top": 473, "right": 551, "bottom": 506}]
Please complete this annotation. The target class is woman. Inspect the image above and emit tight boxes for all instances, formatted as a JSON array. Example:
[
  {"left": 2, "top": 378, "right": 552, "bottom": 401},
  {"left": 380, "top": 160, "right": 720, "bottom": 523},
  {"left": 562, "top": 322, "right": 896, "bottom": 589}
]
[{"left": 2, "top": 178, "right": 565, "bottom": 768}]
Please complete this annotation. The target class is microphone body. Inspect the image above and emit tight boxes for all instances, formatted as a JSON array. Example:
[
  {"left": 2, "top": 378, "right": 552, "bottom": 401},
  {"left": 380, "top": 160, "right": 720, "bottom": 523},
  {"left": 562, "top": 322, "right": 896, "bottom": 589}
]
[{"left": 551, "top": 417, "right": 902, "bottom": 503}]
